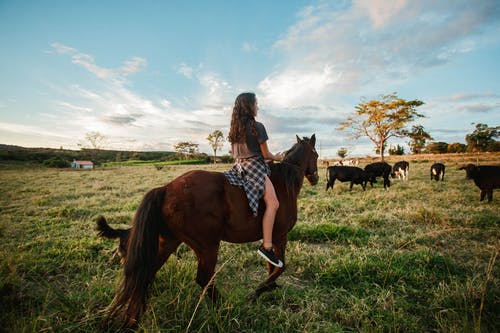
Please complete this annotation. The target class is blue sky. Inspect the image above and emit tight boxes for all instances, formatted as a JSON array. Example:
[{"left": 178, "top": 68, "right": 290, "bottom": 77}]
[{"left": 1, "top": 0, "right": 499, "bottom": 158}]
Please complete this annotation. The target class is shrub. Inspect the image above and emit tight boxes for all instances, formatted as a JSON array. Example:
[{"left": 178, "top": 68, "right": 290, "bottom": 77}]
[
  {"left": 43, "top": 157, "right": 70, "bottom": 168},
  {"left": 389, "top": 144, "right": 405, "bottom": 155}
]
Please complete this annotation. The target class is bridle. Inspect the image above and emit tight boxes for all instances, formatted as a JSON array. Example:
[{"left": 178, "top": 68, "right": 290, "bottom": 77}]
[{"left": 282, "top": 141, "right": 318, "bottom": 181}]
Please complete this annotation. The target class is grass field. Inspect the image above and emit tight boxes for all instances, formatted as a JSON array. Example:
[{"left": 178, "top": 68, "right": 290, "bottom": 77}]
[{"left": 1, "top": 154, "right": 499, "bottom": 332}]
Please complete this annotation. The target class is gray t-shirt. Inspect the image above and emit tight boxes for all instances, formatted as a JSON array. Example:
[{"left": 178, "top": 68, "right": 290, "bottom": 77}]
[{"left": 231, "top": 121, "right": 269, "bottom": 159}]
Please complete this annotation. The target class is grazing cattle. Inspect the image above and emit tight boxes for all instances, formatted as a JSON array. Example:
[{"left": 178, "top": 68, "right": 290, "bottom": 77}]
[
  {"left": 459, "top": 164, "right": 500, "bottom": 202},
  {"left": 342, "top": 159, "right": 359, "bottom": 166},
  {"left": 364, "top": 162, "right": 392, "bottom": 189},
  {"left": 365, "top": 162, "right": 392, "bottom": 189},
  {"left": 96, "top": 216, "right": 130, "bottom": 263},
  {"left": 326, "top": 166, "right": 369, "bottom": 191},
  {"left": 430, "top": 163, "right": 445, "bottom": 181},
  {"left": 391, "top": 161, "right": 410, "bottom": 180}
]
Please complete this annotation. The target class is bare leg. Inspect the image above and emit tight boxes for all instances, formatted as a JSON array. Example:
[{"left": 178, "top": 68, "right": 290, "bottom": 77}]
[{"left": 262, "top": 176, "right": 279, "bottom": 249}]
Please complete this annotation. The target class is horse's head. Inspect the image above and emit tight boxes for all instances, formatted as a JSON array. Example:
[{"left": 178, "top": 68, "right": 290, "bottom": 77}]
[
  {"left": 284, "top": 134, "right": 319, "bottom": 185},
  {"left": 300, "top": 134, "right": 319, "bottom": 185}
]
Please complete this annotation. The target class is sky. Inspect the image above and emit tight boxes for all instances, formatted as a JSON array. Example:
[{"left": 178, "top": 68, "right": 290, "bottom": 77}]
[{"left": 1, "top": 0, "right": 499, "bottom": 158}]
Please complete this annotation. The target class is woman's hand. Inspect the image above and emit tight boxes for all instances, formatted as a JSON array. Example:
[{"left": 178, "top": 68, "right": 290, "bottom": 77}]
[{"left": 274, "top": 152, "right": 284, "bottom": 161}]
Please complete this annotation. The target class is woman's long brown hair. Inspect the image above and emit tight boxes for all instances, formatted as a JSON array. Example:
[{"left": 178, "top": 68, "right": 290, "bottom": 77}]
[{"left": 228, "top": 92, "right": 257, "bottom": 143}]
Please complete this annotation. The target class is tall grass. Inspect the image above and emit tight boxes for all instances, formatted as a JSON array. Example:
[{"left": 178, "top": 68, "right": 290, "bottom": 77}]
[{"left": 1, "top": 155, "right": 499, "bottom": 332}]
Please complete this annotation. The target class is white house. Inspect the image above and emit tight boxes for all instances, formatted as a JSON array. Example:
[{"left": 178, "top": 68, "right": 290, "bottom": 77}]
[{"left": 71, "top": 160, "right": 94, "bottom": 169}]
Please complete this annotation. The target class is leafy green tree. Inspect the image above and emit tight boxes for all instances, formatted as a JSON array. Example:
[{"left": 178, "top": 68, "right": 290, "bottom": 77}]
[
  {"left": 338, "top": 93, "right": 424, "bottom": 161},
  {"left": 447, "top": 142, "right": 466, "bottom": 153},
  {"left": 43, "top": 157, "right": 70, "bottom": 168},
  {"left": 388, "top": 144, "right": 405, "bottom": 155},
  {"left": 174, "top": 141, "right": 199, "bottom": 160},
  {"left": 465, "top": 123, "right": 499, "bottom": 152},
  {"left": 407, "top": 125, "right": 433, "bottom": 154},
  {"left": 206, "top": 130, "right": 225, "bottom": 164},
  {"left": 426, "top": 141, "right": 448, "bottom": 154}
]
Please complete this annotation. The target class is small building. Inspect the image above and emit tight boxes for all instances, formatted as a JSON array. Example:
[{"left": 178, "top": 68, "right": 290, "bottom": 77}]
[{"left": 71, "top": 160, "right": 94, "bottom": 169}]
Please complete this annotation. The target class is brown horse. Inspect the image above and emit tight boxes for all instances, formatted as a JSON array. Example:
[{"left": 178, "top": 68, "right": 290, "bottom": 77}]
[{"left": 102, "top": 134, "right": 319, "bottom": 328}]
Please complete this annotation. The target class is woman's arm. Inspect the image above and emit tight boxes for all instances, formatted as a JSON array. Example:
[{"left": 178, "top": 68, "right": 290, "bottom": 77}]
[{"left": 260, "top": 141, "right": 283, "bottom": 161}]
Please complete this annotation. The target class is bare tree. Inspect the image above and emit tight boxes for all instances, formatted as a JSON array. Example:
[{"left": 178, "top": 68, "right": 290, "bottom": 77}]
[{"left": 79, "top": 131, "right": 106, "bottom": 162}]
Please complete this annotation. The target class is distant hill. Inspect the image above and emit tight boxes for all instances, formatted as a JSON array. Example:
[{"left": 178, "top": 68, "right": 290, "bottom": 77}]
[{"left": 0, "top": 144, "right": 178, "bottom": 164}]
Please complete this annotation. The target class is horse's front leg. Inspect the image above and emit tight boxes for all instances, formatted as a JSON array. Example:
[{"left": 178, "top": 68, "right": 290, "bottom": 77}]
[{"left": 253, "top": 240, "right": 287, "bottom": 299}]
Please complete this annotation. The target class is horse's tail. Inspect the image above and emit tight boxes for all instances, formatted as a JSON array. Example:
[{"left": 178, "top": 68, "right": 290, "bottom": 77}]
[{"left": 106, "top": 186, "right": 166, "bottom": 327}]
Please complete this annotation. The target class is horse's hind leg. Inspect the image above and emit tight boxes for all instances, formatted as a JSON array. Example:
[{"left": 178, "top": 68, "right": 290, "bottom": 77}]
[
  {"left": 157, "top": 234, "right": 182, "bottom": 269},
  {"left": 190, "top": 243, "right": 221, "bottom": 303}
]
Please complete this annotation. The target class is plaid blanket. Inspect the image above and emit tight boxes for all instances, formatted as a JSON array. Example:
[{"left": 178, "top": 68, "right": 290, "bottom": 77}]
[{"left": 224, "top": 156, "right": 271, "bottom": 216}]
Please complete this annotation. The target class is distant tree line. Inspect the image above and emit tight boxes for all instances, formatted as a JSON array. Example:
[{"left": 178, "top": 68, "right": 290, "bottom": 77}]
[
  {"left": 0, "top": 128, "right": 235, "bottom": 167},
  {"left": 424, "top": 123, "right": 499, "bottom": 154},
  {"left": 0, "top": 144, "right": 180, "bottom": 166},
  {"left": 337, "top": 93, "right": 498, "bottom": 158}
]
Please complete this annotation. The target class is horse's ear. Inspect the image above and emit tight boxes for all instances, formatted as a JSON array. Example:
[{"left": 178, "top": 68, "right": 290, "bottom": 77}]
[
  {"left": 296, "top": 134, "right": 301, "bottom": 143},
  {"left": 311, "top": 134, "right": 316, "bottom": 147}
]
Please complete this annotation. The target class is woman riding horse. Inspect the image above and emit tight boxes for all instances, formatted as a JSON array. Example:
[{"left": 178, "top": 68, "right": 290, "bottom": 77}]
[{"left": 101, "top": 134, "right": 319, "bottom": 328}]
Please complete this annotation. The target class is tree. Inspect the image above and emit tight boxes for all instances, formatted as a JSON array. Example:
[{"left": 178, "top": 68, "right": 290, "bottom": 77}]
[
  {"left": 206, "top": 130, "right": 225, "bottom": 164},
  {"left": 338, "top": 93, "right": 424, "bottom": 161},
  {"left": 78, "top": 131, "right": 106, "bottom": 163},
  {"left": 465, "top": 123, "right": 499, "bottom": 152},
  {"left": 82, "top": 131, "right": 106, "bottom": 150},
  {"left": 43, "top": 157, "right": 70, "bottom": 168},
  {"left": 337, "top": 147, "right": 348, "bottom": 158},
  {"left": 388, "top": 144, "right": 405, "bottom": 155},
  {"left": 426, "top": 141, "right": 448, "bottom": 154},
  {"left": 173, "top": 141, "right": 199, "bottom": 160},
  {"left": 407, "top": 125, "right": 433, "bottom": 154},
  {"left": 447, "top": 142, "right": 466, "bottom": 153}
]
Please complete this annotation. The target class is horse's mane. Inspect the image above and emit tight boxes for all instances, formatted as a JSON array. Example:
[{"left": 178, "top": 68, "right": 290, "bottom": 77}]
[{"left": 269, "top": 137, "right": 312, "bottom": 196}]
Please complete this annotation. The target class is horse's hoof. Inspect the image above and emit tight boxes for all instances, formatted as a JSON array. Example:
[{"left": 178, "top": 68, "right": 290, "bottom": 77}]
[
  {"left": 248, "top": 292, "right": 259, "bottom": 303},
  {"left": 249, "top": 282, "right": 280, "bottom": 302}
]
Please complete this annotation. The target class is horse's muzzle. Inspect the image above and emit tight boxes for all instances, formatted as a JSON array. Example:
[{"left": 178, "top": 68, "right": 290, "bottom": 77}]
[{"left": 306, "top": 171, "right": 319, "bottom": 185}]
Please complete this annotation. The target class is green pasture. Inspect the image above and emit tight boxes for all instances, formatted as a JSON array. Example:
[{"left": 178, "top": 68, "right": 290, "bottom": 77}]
[{"left": 0, "top": 157, "right": 499, "bottom": 332}]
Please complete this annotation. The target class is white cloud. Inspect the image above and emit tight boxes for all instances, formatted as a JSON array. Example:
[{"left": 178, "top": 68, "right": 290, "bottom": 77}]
[
  {"left": 51, "top": 42, "right": 77, "bottom": 54},
  {"left": 0, "top": 121, "right": 71, "bottom": 139},
  {"left": 264, "top": 0, "right": 500, "bottom": 107},
  {"left": 197, "top": 72, "right": 232, "bottom": 106},
  {"left": 56, "top": 101, "right": 93, "bottom": 113},
  {"left": 46, "top": 44, "right": 233, "bottom": 152},
  {"left": 242, "top": 42, "right": 257, "bottom": 52},
  {"left": 177, "top": 63, "right": 193, "bottom": 78},
  {"left": 354, "top": 0, "right": 408, "bottom": 29},
  {"left": 51, "top": 42, "right": 147, "bottom": 82},
  {"left": 258, "top": 65, "right": 341, "bottom": 109},
  {"left": 120, "top": 57, "right": 147, "bottom": 75}
]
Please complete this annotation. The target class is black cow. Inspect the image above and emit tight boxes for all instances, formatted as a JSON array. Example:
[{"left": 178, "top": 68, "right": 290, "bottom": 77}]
[
  {"left": 96, "top": 216, "right": 130, "bottom": 263},
  {"left": 459, "top": 164, "right": 500, "bottom": 202},
  {"left": 430, "top": 163, "right": 445, "bottom": 181},
  {"left": 326, "top": 166, "right": 369, "bottom": 191},
  {"left": 364, "top": 162, "right": 392, "bottom": 189},
  {"left": 391, "top": 161, "right": 409, "bottom": 180}
]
